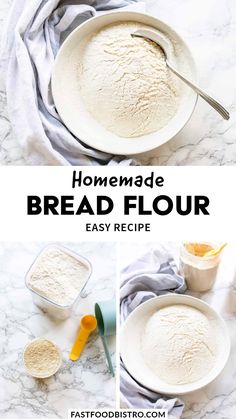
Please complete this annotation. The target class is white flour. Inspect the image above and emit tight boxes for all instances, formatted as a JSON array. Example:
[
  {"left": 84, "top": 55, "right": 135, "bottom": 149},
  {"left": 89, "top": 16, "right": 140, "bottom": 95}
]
[
  {"left": 24, "top": 339, "right": 61, "bottom": 377},
  {"left": 27, "top": 247, "right": 89, "bottom": 306},
  {"left": 78, "top": 22, "right": 180, "bottom": 137},
  {"left": 141, "top": 305, "right": 218, "bottom": 385}
]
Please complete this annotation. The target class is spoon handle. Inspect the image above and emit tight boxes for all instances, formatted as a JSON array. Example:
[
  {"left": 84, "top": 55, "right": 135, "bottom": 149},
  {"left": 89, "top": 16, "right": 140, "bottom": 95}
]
[
  {"left": 167, "top": 61, "right": 230, "bottom": 120},
  {"left": 69, "top": 328, "right": 90, "bottom": 361},
  {"left": 101, "top": 336, "right": 114, "bottom": 377}
]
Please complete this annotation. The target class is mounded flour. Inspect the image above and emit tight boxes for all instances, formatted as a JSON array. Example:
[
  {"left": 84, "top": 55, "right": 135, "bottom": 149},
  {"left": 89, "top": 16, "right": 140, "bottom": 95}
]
[
  {"left": 24, "top": 339, "right": 61, "bottom": 377},
  {"left": 141, "top": 305, "right": 218, "bottom": 385},
  {"left": 78, "top": 22, "right": 180, "bottom": 137},
  {"left": 27, "top": 247, "right": 89, "bottom": 306}
]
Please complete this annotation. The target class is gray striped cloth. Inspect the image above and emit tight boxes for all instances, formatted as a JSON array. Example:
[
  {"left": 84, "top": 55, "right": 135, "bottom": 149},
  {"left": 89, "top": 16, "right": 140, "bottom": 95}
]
[
  {"left": 0, "top": 0, "right": 145, "bottom": 165},
  {"left": 120, "top": 248, "right": 186, "bottom": 418}
]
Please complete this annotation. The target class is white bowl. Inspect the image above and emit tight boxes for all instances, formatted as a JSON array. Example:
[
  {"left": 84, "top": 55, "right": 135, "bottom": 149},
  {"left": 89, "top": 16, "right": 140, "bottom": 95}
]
[
  {"left": 23, "top": 338, "right": 62, "bottom": 379},
  {"left": 52, "top": 11, "right": 198, "bottom": 155},
  {"left": 120, "top": 294, "right": 230, "bottom": 395}
]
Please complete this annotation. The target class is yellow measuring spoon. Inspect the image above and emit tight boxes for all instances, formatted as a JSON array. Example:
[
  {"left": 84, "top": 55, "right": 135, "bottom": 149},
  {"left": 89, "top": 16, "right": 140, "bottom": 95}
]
[
  {"left": 204, "top": 243, "right": 227, "bottom": 257},
  {"left": 69, "top": 315, "right": 97, "bottom": 361}
]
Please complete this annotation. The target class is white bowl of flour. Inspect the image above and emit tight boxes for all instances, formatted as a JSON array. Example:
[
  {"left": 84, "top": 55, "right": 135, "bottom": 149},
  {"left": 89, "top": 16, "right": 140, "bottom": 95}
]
[
  {"left": 120, "top": 294, "right": 230, "bottom": 395},
  {"left": 52, "top": 12, "right": 197, "bottom": 155},
  {"left": 23, "top": 338, "right": 62, "bottom": 378}
]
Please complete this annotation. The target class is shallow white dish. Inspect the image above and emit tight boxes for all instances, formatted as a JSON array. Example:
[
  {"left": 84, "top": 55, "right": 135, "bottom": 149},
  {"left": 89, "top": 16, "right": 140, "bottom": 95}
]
[
  {"left": 23, "top": 338, "right": 62, "bottom": 379},
  {"left": 52, "top": 11, "right": 198, "bottom": 155},
  {"left": 120, "top": 294, "right": 230, "bottom": 395}
]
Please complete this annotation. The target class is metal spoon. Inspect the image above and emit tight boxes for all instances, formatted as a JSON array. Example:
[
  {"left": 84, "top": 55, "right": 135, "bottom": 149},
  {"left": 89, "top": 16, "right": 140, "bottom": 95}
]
[{"left": 132, "top": 29, "right": 230, "bottom": 120}]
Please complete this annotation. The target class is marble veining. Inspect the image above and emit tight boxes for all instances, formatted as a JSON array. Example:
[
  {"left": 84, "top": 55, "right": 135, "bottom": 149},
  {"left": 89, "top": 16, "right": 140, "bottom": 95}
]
[
  {"left": 0, "top": 0, "right": 235, "bottom": 165},
  {"left": 119, "top": 242, "right": 236, "bottom": 419},
  {"left": 0, "top": 242, "right": 116, "bottom": 418}
]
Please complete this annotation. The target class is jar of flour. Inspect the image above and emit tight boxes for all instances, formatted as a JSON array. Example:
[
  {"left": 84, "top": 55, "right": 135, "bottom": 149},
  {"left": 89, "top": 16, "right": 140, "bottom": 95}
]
[
  {"left": 25, "top": 245, "right": 92, "bottom": 319},
  {"left": 179, "top": 242, "right": 221, "bottom": 292}
]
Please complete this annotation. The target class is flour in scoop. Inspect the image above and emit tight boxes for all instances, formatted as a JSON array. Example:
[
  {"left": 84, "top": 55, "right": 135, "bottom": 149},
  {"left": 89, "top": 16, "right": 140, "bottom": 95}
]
[
  {"left": 141, "top": 305, "right": 218, "bottom": 385},
  {"left": 27, "top": 247, "right": 89, "bottom": 306},
  {"left": 77, "top": 22, "right": 180, "bottom": 137}
]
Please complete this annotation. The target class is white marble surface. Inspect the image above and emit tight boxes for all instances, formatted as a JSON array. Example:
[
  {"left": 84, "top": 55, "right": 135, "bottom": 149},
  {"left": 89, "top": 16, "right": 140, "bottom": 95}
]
[
  {"left": 119, "top": 242, "right": 236, "bottom": 418},
  {"left": 0, "top": 0, "right": 235, "bottom": 165},
  {"left": 0, "top": 242, "right": 116, "bottom": 418}
]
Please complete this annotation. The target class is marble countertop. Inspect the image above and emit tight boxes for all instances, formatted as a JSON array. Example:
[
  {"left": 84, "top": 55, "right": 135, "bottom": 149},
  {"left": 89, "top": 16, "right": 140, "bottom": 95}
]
[
  {"left": 0, "top": 0, "right": 235, "bottom": 166},
  {"left": 0, "top": 242, "right": 116, "bottom": 418},
  {"left": 119, "top": 242, "right": 236, "bottom": 419}
]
